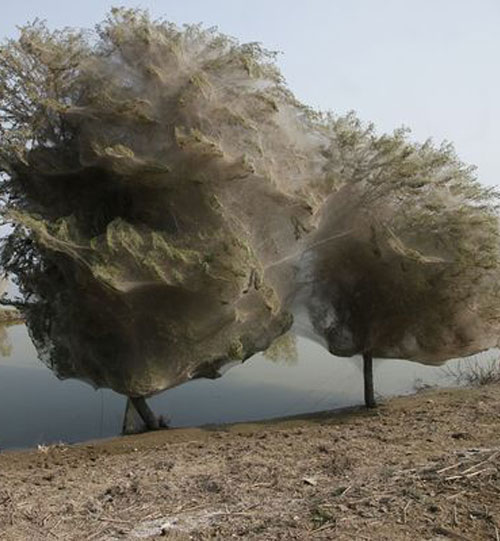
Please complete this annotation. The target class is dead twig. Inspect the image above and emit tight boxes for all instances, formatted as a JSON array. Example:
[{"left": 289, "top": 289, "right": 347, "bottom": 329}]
[
  {"left": 446, "top": 467, "right": 496, "bottom": 481},
  {"left": 446, "top": 491, "right": 466, "bottom": 500},
  {"left": 339, "top": 485, "right": 351, "bottom": 497},
  {"left": 436, "top": 462, "right": 464, "bottom": 474},
  {"left": 460, "top": 451, "right": 499, "bottom": 475},
  {"left": 402, "top": 500, "right": 411, "bottom": 524},
  {"left": 97, "top": 516, "right": 133, "bottom": 525},
  {"left": 46, "top": 518, "right": 63, "bottom": 539},
  {"left": 465, "top": 468, "right": 496, "bottom": 478}
]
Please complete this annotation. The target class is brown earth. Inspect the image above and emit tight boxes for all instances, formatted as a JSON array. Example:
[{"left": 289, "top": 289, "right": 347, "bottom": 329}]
[{"left": 0, "top": 384, "right": 499, "bottom": 540}]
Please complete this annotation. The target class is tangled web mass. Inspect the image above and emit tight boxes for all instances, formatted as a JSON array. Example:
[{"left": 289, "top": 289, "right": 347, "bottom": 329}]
[{"left": 1, "top": 9, "right": 499, "bottom": 397}]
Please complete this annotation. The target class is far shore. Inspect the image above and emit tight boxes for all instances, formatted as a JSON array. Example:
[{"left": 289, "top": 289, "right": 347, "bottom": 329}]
[{"left": 0, "top": 308, "right": 24, "bottom": 325}]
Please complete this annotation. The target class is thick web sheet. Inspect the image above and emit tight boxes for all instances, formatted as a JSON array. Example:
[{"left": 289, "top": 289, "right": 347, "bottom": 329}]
[{"left": 0, "top": 9, "right": 499, "bottom": 397}]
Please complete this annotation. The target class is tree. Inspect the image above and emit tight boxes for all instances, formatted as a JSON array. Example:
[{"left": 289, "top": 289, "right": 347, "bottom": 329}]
[
  {"left": 302, "top": 114, "right": 500, "bottom": 406},
  {"left": 0, "top": 9, "right": 326, "bottom": 427}
]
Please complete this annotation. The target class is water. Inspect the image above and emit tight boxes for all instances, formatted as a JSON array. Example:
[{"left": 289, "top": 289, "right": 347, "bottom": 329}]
[{"left": 0, "top": 324, "right": 495, "bottom": 450}]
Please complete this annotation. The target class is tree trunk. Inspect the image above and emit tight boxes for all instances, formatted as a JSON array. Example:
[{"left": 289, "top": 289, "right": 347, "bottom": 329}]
[
  {"left": 130, "top": 397, "right": 160, "bottom": 430},
  {"left": 362, "top": 351, "right": 376, "bottom": 408}
]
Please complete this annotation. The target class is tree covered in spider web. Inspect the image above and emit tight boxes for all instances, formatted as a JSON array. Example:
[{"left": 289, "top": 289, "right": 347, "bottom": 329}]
[
  {"left": 0, "top": 8, "right": 499, "bottom": 400},
  {"left": 301, "top": 113, "right": 500, "bottom": 363},
  {"left": 0, "top": 8, "right": 325, "bottom": 396}
]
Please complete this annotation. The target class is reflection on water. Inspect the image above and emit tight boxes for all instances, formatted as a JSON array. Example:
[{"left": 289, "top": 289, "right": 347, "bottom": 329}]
[{"left": 0, "top": 324, "right": 496, "bottom": 449}]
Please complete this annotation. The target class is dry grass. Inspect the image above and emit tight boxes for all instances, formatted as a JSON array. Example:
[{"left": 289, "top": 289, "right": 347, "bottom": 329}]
[{"left": 443, "top": 357, "right": 500, "bottom": 386}]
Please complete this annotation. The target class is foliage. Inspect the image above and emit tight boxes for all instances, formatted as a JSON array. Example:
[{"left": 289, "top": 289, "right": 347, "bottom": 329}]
[
  {"left": 263, "top": 332, "right": 298, "bottom": 365},
  {"left": 306, "top": 114, "right": 500, "bottom": 363}
]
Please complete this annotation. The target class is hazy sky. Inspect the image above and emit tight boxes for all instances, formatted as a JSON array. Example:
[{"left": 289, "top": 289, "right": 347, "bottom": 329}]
[{"left": 1, "top": 0, "right": 498, "bottom": 187}]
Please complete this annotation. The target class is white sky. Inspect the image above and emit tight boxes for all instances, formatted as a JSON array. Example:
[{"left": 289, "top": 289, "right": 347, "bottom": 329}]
[{"left": 1, "top": 0, "right": 498, "bottom": 187}]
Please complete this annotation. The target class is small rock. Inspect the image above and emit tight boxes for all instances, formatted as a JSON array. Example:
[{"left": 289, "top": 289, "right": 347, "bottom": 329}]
[
  {"left": 302, "top": 477, "right": 318, "bottom": 486},
  {"left": 451, "top": 432, "right": 469, "bottom": 440}
]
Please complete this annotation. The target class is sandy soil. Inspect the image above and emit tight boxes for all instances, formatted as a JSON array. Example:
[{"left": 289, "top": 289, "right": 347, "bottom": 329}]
[{"left": 0, "top": 384, "right": 499, "bottom": 540}]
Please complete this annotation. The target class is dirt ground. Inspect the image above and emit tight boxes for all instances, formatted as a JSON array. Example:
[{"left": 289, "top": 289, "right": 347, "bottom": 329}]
[{"left": 0, "top": 384, "right": 499, "bottom": 540}]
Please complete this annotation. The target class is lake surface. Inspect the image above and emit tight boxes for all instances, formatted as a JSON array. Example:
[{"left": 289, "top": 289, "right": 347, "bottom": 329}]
[{"left": 0, "top": 324, "right": 495, "bottom": 449}]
